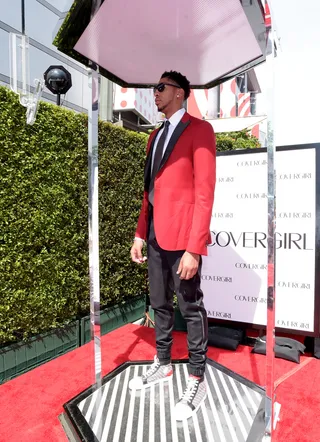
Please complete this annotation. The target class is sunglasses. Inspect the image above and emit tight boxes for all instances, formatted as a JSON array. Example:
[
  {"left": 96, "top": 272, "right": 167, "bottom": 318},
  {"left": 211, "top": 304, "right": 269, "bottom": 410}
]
[{"left": 153, "top": 82, "right": 181, "bottom": 93}]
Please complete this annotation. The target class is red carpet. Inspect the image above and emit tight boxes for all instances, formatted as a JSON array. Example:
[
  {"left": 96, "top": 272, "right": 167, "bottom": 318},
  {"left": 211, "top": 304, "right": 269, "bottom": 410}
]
[{"left": 0, "top": 323, "right": 319, "bottom": 442}]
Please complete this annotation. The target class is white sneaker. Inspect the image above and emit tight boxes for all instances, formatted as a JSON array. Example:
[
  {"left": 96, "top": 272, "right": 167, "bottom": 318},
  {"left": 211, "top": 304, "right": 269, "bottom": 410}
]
[
  {"left": 174, "top": 376, "right": 207, "bottom": 421},
  {"left": 129, "top": 356, "right": 173, "bottom": 390}
]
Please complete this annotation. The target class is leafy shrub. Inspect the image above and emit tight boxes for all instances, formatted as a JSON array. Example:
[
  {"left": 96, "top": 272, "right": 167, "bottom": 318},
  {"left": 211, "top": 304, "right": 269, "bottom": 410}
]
[
  {"left": 216, "top": 130, "right": 260, "bottom": 151},
  {"left": 0, "top": 86, "right": 259, "bottom": 344},
  {"left": 0, "top": 87, "right": 147, "bottom": 344}
]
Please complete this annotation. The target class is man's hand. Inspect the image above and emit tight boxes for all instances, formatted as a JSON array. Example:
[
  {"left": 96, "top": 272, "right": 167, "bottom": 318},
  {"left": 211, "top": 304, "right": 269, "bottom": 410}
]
[
  {"left": 130, "top": 240, "right": 147, "bottom": 264},
  {"left": 177, "top": 251, "right": 200, "bottom": 280}
]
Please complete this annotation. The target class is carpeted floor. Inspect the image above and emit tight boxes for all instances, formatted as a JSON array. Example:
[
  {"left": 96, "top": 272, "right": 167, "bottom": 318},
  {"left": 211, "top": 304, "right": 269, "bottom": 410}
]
[{"left": 0, "top": 323, "right": 319, "bottom": 442}]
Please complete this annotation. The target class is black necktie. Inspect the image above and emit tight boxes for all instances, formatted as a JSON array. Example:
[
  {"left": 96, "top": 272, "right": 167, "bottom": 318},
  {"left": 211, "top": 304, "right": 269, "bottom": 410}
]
[{"left": 149, "top": 120, "right": 170, "bottom": 205}]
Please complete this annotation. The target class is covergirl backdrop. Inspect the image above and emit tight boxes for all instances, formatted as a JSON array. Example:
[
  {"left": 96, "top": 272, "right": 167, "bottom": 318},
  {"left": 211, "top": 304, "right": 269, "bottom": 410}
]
[{"left": 202, "top": 144, "right": 320, "bottom": 335}]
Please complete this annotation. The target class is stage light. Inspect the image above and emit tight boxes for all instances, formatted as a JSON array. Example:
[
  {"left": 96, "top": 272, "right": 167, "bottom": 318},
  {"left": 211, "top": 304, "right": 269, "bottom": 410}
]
[{"left": 43, "top": 65, "right": 72, "bottom": 105}]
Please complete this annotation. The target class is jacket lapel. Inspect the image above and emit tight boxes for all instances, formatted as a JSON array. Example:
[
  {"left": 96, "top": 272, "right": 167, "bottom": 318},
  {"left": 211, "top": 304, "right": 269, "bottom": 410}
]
[
  {"left": 144, "top": 113, "right": 191, "bottom": 190},
  {"left": 158, "top": 113, "right": 191, "bottom": 172},
  {"left": 144, "top": 126, "right": 162, "bottom": 190}
]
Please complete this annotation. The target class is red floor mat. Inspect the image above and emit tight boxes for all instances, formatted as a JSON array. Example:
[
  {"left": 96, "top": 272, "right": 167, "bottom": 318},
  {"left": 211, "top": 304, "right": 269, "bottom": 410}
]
[{"left": 0, "top": 324, "right": 318, "bottom": 442}]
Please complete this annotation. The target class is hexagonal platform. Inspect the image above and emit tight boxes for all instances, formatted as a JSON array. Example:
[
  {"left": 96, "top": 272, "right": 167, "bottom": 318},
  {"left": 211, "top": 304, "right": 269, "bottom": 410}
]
[{"left": 61, "top": 359, "right": 266, "bottom": 442}]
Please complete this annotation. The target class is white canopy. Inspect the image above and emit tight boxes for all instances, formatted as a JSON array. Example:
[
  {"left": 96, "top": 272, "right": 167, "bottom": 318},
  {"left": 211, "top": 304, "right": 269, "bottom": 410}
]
[{"left": 55, "top": 0, "right": 267, "bottom": 88}]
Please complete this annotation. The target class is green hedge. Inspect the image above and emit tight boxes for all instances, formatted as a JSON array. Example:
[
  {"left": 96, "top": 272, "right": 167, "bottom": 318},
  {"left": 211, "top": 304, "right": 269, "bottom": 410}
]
[
  {"left": 216, "top": 130, "right": 260, "bottom": 150},
  {"left": 0, "top": 86, "right": 259, "bottom": 345},
  {"left": 0, "top": 87, "right": 148, "bottom": 344}
]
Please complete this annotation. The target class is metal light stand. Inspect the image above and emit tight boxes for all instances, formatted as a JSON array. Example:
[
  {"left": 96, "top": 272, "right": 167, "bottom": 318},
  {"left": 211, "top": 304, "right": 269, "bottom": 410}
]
[
  {"left": 264, "top": 2, "right": 281, "bottom": 439},
  {"left": 88, "top": 67, "right": 102, "bottom": 391}
]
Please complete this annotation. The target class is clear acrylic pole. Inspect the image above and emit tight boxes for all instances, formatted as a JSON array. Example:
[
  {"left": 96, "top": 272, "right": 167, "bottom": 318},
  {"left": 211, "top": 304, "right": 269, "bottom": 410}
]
[
  {"left": 88, "top": 68, "right": 102, "bottom": 390},
  {"left": 264, "top": 2, "right": 281, "bottom": 438}
]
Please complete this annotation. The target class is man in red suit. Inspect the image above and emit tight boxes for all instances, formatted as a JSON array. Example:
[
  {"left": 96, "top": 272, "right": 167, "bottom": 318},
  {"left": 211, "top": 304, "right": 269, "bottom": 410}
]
[{"left": 129, "top": 71, "right": 216, "bottom": 420}]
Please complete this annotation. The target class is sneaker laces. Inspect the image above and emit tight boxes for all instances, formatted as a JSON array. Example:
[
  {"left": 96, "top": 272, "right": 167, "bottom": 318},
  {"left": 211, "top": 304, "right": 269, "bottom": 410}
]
[
  {"left": 181, "top": 377, "right": 199, "bottom": 403},
  {"left": 143, "top": 356, "right": 160, "bottom": 379}
]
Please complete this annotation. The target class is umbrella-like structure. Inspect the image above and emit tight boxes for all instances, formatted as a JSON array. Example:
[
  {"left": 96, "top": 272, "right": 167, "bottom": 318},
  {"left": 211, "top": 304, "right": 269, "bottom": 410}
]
[
  {"left": 54, "top": 1, "right": 279, "bottom": 440},
  {"left": 55, "top": 0, "right": 266, "bottom": 88}
]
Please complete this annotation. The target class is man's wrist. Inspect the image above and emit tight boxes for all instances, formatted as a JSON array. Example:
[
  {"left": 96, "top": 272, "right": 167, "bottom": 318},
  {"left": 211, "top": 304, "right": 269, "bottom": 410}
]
[
  {"left": 134, "top": 237, "right": 145, "bottom": 245},
  {"left": 186, "top": 250, "right": 200, "bottom": 259}
]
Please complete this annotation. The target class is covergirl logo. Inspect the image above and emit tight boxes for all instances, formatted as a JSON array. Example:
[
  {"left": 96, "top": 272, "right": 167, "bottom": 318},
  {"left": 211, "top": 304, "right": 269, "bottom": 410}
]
[
  {"left": 235, "top": 263, "right": 267, "bottom": 270},
  {"left": 277, "top": 281, "right": 311, "bottom": 290},
  {"left": 278, "top": 212, "right": 312, "bottom": 219},
  {"left": 218, "top": 177, "right": 234, "bottom": 183},
  {"left": 236, "top": 193, "right": 267, "bottom": 199},
  {"left": 237, "top": 160, "right": 267, "bottom": 167},
  {"left": 207, "top": 311, "right": 232, "bottom": 319},
  {"left": 201, "top": 275, "right": 232, "bottom": 283},
  {"left": 234, "top": 295, "right": 266, "bottom": 303},
  {"left": 277, "top": 319, "right": 310, "bottom": 330},
  {"left": 208, "top": 231, "right": 313, "bottom": 250},
  {"left": 277, "top": 173, "right": 312, "bottom": 180},
  {"left": 212, "top": 213, "right": 234, "bottom": 219}
]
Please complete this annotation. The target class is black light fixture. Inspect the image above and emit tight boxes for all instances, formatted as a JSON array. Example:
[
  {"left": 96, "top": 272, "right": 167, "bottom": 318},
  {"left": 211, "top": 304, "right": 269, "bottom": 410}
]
[{"left": 43, "top": 65, "right": 72, "bottom": 106}]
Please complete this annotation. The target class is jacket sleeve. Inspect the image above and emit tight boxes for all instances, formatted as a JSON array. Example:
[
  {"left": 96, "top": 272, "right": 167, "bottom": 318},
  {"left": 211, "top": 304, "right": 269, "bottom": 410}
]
[
  {"left": 186, "top": 121, "right": 216, "bottom": 255},
  {"left": 135, "top": 190, "right": 149, "bottom": 240}
]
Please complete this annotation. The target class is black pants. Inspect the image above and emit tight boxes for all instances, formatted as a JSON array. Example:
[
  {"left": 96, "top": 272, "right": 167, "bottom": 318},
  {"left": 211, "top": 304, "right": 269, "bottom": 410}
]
[{"left": 147, "top": 206, "right": 208, "bottom": 377}]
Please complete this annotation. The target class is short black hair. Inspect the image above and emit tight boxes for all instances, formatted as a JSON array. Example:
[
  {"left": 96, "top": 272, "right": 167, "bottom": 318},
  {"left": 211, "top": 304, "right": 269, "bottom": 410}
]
[{"left": 161, "top": 70, "right": 191, "bottom": 100}]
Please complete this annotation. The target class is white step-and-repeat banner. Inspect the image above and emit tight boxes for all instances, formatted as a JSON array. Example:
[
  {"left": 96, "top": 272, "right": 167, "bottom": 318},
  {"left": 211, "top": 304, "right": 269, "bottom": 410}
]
[{"left": 202, "top": 147, "right": 317, "bottom": 333}]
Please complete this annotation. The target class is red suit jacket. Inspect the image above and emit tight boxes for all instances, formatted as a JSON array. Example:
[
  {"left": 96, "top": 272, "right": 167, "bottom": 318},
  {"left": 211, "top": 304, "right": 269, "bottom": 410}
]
[{"left": 135, "top": 112, "right": 216, "bottom": 256}]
